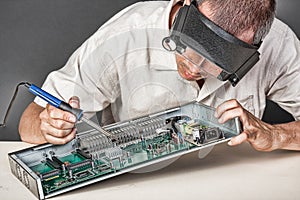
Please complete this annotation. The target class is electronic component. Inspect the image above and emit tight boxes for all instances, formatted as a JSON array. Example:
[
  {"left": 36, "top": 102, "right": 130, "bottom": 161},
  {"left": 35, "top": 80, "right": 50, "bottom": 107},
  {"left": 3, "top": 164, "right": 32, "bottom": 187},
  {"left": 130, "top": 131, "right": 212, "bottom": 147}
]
[{"left": 8, "top": 101, "right": 241, "bottom": 199}]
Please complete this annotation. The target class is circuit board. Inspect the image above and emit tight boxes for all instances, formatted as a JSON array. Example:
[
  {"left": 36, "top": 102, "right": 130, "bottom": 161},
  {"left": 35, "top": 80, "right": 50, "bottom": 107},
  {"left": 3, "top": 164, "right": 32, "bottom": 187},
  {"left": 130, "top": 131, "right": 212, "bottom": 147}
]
[{"left": 8, "top": 102, "right": 241, "bottom": 199}]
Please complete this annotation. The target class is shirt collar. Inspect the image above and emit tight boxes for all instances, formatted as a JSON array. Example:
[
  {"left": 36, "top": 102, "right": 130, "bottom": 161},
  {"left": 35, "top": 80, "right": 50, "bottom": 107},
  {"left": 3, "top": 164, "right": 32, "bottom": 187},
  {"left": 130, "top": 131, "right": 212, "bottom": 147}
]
[{"left": 196, "top": 76, "right": 228, "bottom": 101}]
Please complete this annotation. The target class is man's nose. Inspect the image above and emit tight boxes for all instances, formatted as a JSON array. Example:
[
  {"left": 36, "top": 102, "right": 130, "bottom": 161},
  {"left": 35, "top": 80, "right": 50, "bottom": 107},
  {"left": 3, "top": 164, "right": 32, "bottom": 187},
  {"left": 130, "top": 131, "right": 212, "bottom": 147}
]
[{"left": 188, "top": 63, "right": 202, "bottom": 74}]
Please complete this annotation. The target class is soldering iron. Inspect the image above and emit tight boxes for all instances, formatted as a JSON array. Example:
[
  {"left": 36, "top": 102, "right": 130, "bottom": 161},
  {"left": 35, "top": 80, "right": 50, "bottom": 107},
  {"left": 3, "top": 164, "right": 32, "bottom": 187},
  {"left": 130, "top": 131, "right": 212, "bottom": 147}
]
[{"left": 0, "top": 82, "right": 114, "bottom": 141}]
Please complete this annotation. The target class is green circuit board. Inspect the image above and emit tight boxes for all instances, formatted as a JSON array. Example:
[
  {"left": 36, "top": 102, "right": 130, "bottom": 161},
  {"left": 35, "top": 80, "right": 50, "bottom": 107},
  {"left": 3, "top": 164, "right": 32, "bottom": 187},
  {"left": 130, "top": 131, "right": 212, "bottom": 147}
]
[
  {"left": 30, "top": 133, "right": 191, "bottom": 194},
  {"left": 9, "top": 102, "right": 240, "bottom": 199},
  {"left": 29, "top": 114, "right": 230, "bottom": 194}
]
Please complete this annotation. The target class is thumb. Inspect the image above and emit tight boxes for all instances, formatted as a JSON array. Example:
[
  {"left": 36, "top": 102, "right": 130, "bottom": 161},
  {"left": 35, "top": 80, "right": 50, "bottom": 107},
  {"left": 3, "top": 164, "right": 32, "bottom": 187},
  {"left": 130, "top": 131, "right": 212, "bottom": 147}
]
[
  {"left": 228, "top": 132, "right": 248, "bottom": 146},
  {"left": 68, "top": 96, "right": 80, "bottom": 108}
]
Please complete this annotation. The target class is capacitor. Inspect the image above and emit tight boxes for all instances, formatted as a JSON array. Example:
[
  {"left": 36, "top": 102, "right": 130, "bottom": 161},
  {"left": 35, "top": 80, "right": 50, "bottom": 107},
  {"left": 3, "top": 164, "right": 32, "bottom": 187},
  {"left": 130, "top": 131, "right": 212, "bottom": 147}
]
[
  {"left": 192, "top": 128, "right": 200, "bottom": 142},
  {"left": 177, "top": 119, "right": 187, "bottom": 134},
  {"left": 68, "top": 169, "right": 73, "bottom": 179}
]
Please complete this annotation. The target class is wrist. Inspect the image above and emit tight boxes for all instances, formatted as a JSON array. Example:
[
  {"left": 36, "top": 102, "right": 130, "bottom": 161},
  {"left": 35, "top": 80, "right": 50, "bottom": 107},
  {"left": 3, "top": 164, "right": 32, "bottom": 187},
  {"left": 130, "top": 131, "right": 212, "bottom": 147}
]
[
  {"left": 271, "top": 123, "right": 296, "bottom": 150},
  {"left": 269, "top": 124, "right": 285, "bottom": 150}
]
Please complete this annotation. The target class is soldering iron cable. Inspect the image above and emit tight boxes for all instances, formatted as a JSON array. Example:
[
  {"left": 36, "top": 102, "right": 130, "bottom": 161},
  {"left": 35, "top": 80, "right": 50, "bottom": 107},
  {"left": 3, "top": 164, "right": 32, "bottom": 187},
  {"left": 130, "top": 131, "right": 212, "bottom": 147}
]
[{"left": 0, "top": 82, "right": 29, "bottom": 127}]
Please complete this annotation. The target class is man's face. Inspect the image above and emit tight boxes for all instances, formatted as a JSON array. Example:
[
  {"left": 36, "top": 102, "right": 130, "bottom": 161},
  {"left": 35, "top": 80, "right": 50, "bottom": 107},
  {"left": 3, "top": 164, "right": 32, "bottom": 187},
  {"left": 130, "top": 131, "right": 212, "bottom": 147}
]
[
  {"left": 175, "top": 2, "right": 255, "bottom": 82},
  {"left": 176, "top": 51, "right": 223, "bottom": 81},
  {"left": 176, "top": 53, "right": 205, "bottom": 81}
]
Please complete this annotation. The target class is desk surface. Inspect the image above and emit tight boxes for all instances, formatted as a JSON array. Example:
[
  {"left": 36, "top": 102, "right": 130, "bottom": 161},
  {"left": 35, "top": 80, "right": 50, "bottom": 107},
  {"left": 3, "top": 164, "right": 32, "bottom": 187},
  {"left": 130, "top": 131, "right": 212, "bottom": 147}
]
[{"left": 0, "top": 142, "right": 299, "bottom": 200}]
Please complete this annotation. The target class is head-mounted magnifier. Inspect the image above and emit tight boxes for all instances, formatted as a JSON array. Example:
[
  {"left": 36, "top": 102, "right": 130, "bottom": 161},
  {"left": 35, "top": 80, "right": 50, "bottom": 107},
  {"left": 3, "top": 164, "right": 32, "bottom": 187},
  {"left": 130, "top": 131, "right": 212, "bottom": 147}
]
[{"left": 162, "top": 1, "right": 261, "bottom": 86}]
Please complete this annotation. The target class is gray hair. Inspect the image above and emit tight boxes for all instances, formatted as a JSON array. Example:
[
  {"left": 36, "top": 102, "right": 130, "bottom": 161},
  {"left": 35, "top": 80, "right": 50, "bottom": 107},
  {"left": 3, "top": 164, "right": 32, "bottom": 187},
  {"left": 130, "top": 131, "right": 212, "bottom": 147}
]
[{"left": 197, "top": 0, "right": 276, "bottom": 44}]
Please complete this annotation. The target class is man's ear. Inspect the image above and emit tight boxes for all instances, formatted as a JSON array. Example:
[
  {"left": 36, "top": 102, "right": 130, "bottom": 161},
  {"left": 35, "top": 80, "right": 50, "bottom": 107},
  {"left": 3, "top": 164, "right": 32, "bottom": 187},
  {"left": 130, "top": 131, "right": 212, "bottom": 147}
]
[{"left": 236, "top": 29, "right": 256, "bottom": 44}]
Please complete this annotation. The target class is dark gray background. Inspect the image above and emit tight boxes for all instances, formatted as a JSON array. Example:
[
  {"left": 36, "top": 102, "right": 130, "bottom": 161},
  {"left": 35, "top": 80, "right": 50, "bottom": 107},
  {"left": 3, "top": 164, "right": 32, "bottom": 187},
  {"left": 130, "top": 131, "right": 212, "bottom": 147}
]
[{"left": 0, "top": 0, "right": 299, "bottom": 141}]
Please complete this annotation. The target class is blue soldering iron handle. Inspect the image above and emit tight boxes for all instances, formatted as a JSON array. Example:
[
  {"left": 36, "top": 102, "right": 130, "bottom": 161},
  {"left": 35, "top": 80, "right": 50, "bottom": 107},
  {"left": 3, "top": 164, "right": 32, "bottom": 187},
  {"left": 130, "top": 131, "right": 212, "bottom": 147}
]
[{"left": 27, "top": 83, "right": 83, "bottom": 120}]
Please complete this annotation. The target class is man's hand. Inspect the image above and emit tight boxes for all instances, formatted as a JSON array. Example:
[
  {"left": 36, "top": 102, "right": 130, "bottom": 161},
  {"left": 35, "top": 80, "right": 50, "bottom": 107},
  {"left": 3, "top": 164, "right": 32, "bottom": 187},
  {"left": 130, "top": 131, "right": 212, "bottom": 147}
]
[
  {"left": 214, "top": 99, "right": 283, "bottom": 151},
  {"left": 19, "top": 96, "right": 81, "bottom": 144},
  {"left": 39, "top": 96, "right": 80, "bottom": 144}
]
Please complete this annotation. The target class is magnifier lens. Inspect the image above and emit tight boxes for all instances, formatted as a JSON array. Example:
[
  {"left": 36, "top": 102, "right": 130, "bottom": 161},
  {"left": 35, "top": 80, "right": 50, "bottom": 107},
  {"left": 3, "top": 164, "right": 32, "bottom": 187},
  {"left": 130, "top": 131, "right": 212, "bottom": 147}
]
[
  {"left": 179, "top": 46, "right": 224, "bottom": 78},
  {"left": 176, "top": 52, "right": 209, "bottom": 78}
]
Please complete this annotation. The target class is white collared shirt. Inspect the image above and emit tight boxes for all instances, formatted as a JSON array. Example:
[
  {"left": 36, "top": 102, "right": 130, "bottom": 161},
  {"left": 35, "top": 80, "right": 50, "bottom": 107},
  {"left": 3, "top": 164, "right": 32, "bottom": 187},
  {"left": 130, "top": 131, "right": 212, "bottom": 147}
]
[{"left": 35, "top": 0, "right": 300, "bottom": 123}]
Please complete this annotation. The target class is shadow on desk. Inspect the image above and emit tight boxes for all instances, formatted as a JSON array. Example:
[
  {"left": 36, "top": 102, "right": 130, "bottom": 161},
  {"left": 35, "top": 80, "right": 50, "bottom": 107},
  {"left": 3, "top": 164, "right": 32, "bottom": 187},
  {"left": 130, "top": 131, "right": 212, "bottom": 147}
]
[{"left": 64, "top": 142, "right": 298, "bottom": 197}]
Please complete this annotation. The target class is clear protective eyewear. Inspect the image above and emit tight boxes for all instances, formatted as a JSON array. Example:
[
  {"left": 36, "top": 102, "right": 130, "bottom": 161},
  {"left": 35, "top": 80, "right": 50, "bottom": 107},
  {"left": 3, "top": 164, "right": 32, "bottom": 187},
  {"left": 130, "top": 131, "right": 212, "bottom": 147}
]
[{"left": 174, "top": 44, "right": 224, "bottom": 79}]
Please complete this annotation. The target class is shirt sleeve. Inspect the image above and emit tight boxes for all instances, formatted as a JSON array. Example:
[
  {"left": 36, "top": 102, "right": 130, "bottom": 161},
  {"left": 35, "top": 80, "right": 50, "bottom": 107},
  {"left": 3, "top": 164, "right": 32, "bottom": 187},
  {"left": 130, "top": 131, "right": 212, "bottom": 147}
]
[
  {"left": 34, "top": 29, "right": 120, "bottom": 118},
  {"left": 264, "top": 20, "right": 300, "bottom": 120}
]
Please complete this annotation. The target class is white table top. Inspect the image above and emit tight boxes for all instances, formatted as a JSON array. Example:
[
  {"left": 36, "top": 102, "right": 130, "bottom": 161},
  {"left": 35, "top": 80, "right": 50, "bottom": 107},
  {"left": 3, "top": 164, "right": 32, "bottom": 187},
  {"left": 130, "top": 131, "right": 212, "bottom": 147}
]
[{"left": 0, "top": 141, "right": 299, "bottom": 200}]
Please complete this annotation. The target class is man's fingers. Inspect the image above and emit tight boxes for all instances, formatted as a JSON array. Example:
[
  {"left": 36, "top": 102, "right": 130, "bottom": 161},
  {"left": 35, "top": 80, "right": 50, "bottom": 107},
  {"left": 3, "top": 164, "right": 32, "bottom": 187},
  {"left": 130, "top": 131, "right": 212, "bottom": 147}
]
[
  {"left": 46, "top": 104, "right": 77, "bottom": 123},
  {"left": 228, "top": 132, "right": 248, "bottom": 146},
  {"left": 68, "top": 96, "right": 80, "bottom": 109},
  {"left": 217, "top": 107, "right": 244, "bottom": 123},
  {"left": 43, "top": 128, "right": 77, "bottom": 145},
  {"left": 215, "top": 102, "right": 245, "bottom": 124},
  {"left": 38, "top": 97, "right": 81, "bottom": 144},
  {"left": 215, "top": 99, "right": 241, "bottom": 118},
  {"left": 47, "top": 118, "right": 75, "bottom": 130},
  {"left": 41, "top": 122, "right": 74, "bottom": 138}
]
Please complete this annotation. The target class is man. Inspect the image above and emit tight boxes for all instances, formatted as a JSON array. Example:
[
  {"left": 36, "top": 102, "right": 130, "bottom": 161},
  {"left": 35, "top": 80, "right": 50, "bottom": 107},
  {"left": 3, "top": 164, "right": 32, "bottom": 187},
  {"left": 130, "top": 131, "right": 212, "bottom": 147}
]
[{"left": 19, "top": 0, "right": 300, "bottom": 151}]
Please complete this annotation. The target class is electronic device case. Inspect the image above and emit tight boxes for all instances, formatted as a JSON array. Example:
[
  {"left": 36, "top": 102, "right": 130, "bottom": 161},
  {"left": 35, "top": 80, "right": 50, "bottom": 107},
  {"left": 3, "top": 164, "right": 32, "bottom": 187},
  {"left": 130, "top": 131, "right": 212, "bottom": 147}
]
[{"left": 8, "top": 101, "right": 241, "bottom": 199}]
